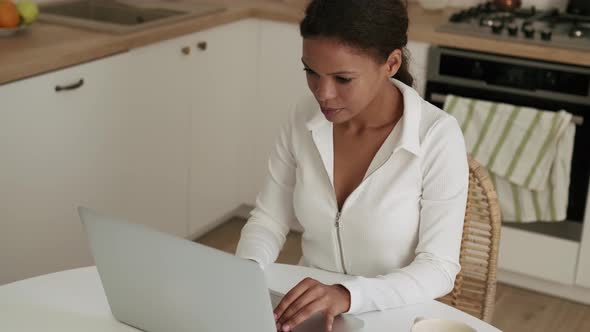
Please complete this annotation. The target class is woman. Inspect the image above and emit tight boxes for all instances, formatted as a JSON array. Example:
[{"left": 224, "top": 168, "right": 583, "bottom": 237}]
[{"left": 236, "top": 0, "right": 468, "bottom": 331}]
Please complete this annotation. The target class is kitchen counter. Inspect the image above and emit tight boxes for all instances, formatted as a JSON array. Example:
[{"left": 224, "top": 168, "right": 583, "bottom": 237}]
[{"left": 1, "top": 0, "right": 588, "bottom": 86}]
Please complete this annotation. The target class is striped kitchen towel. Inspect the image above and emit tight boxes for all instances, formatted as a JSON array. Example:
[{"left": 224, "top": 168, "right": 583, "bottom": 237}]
[{"left": 443, "top": 95, "right": 576, "bottom": 222}]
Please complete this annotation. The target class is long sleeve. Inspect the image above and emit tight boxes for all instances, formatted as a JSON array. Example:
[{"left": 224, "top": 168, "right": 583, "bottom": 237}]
[
  {"left": 235, "top": 111, "right": 298, "bottom": 268},
  {"left": 339, "top": 116, "right": 469, "bottom": 314}
]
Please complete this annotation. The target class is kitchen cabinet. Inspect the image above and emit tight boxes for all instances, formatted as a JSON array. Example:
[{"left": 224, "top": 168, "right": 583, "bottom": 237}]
[
  {"left": 496, "top": 219, "right": 590, "bottom": 303},
  {"left": 187, "top": 19, "right": 258, "bottom": 238},
  {"left": 0, "top": 54, "right": 129, "bottom": 285},
  {"left": 406, "top": 40, "right": 430, "bottom": 97},
  {"left": 240, "top": 20, "right": 309, "bottom": 206},
  {"left": 237, "top": 20, "right": 309, "bottom": 232},
  {"left": 0, "top": 51, "right": 189, "bottom": 285},
  {"left": 575, "top": 196, "right": 590, "bottom": 288},
  {"left": 131, "top": 19, "right": 258, "bottom": 239},
  {"left": 498, "top": 227, "right": 579, "bottom": 285},
  {"left": 117, "top": 33, "right": 196, "bottom": 239}
]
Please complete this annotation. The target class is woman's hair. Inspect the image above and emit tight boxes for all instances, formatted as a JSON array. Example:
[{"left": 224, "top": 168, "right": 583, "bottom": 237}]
[{"left": 300, "top": 0, "right": 414, "bottom": 87}]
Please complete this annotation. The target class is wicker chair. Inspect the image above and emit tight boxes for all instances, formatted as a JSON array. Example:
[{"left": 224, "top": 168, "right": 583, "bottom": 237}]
[{"left": 438, "top": 155, "right": 502, "bottom": 323}]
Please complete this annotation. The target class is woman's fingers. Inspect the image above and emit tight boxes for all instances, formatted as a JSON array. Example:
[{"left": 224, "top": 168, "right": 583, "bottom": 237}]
[
  {"left": 325, "top": 313, "right": 335, "bottom": 332},
  {"left": 274, "top": 280, "right": 350, "bottom": 331},
  {"left": 277, "top": 284, "right": 326, "bottom": 325},
  {"left": 274, "top": 277, "right": 318, "bottom": 321},
  {"left": 279, "top": 298, "right": 326, "bottom": 331}
]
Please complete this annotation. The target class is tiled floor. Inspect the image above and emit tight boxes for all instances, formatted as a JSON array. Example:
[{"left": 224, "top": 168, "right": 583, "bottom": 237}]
[{"left": 195, "top": 217, "right": 590, "bottom": 332}]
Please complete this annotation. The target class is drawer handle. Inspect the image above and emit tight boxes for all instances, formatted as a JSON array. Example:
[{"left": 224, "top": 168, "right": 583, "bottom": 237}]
[
  {"left": 55, "top": 79, "right": 84, "bottom": 92},
  {"left": 197, "top": 41, "right": 207, "bottom": 51},
  {"left": 181, "top": 46, "right": 191, "bottom": 55}
]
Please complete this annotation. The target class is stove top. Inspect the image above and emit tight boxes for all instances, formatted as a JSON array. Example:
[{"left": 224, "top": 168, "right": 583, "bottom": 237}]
[{"left": 438, "top": 1, "right": 590, "bottom": 51}]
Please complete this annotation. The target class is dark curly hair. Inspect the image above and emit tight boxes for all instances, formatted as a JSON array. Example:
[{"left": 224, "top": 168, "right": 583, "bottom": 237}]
[{"left": 300, "top": 0, "right": 413, "bottom": 87}]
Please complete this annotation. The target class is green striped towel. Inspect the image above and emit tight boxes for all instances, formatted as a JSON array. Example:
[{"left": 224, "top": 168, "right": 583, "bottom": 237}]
[{"left": 444, "top": 95, "right": 576, "bottom": 222}]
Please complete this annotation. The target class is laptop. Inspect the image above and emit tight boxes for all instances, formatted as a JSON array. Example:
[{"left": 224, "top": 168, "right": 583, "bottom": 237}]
[{"left": 78, "top": 207, "right": 364, "bottom": 332}]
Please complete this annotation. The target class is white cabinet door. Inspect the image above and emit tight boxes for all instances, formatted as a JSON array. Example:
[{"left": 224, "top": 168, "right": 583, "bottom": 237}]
[
  {"left": 0, "top": 54, "right": 134, "bottom": 284},
  {"left": 498, "top": 226, "right": 579, "bottom": 285},
  {"left": 406, "top": 40, "right": 430, "bottom": 97},
  {"left": 241, "top": 20, "right": 310, "bottom": 208},
  {"left": 0, "top": 43, "right": 194, "bottom": 284},
  {"left": 116, "top": 34, "right": 194, "bottom": 239},
  {"left": 187, "top": 20, "right": 258, "bottom": 238},
  {"left": 575, "top": 194, "right": 590, "bottom": 288}
]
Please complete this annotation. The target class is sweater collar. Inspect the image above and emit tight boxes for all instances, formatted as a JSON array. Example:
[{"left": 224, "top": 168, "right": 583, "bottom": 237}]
[{"left": 305, "top": 78, "right": 422, "bottom": 156}]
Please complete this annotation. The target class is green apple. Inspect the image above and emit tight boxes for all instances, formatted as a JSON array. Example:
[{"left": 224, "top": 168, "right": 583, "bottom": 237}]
[{"left": 16, "top": 0, "right": 38, "bottom": 25}]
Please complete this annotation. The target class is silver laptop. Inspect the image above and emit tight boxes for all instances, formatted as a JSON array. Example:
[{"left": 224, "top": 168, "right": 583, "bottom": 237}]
[{"left": 78, "top": 207, "right": 363, "bottom": 332}]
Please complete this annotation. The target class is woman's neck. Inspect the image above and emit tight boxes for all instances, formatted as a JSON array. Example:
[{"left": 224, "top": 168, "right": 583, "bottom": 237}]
[{"left": 342, "top": 82, "right": 403, "bottom": 134}]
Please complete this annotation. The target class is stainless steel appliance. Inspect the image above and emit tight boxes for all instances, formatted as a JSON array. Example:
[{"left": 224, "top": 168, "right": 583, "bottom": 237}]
[
  {"left": 438, "top": 1, "right": 590, "bottom": 51},
  {"left": 425, "top": 46, "right": 589, "bottom": 240},
  {"left": 568, "top": 0, "right": 590, "bottom": 16}
]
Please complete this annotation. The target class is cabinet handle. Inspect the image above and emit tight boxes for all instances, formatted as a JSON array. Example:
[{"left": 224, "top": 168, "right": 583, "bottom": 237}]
[
  {"left": 181, "top": 46, "right": 191, "bottom": 55},
  {"left": 55, "top": 78, "right": 84, "bottom": 92},
  {"left": 197, "top": 41, "right": 207, "bottom": 51}
]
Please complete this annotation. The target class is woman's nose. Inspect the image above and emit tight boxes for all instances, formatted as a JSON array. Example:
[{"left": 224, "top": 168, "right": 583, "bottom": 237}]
[{"left": 314, "top": 78, "right": 337, "bottom": 102}]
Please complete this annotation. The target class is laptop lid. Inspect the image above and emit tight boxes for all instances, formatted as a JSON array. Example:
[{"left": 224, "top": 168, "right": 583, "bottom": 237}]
[{"left": 78, "top": 206, "right": 276, "bottom": 332}]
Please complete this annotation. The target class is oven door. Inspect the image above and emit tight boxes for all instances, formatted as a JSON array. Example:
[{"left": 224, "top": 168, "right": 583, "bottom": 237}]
[{"left": 425, "top": 81, "right": 589, "bottom": 232}]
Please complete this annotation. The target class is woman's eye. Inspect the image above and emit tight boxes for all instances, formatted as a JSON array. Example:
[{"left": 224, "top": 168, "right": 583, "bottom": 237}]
[
  {"left": 303, "top": 68, "right": 317, "bottom": 76},
  {"left": 335, "top": 76, "right": 352, "bottom": 84},
  {"left": 303, "top": 68, "right": 351, "bottom": 84}
]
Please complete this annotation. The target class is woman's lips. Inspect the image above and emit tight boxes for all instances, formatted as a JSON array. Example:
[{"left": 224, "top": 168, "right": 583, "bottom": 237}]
[{"left": 321, "top": 107, "right": 342, "bottom": 118}]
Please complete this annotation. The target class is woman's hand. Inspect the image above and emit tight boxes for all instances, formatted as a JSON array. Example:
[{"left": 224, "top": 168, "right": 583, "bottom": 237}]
[{"left": 274, "top": 277, "right": 351, "bottom": 331}]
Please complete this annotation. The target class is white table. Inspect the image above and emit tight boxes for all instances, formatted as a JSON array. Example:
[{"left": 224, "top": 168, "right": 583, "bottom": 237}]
[{"left": 0, "top": 264, "right": 501, "bottom": 331}]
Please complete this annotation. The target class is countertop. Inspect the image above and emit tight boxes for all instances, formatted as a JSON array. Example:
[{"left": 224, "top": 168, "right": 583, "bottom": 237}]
[{"left": 1, "top": 0, "right": 588, "bottom": 86}]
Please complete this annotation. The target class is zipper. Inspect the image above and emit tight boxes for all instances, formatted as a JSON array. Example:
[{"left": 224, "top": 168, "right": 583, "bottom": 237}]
[
  {"left": 311, "top": 128, "right": 396, "bottom": 276},
  {"left": 334, "top": 211, "right": 347, "bottom": 274},
  {"left": 332, "top": 154, "right": 394, "bottom": 275}
]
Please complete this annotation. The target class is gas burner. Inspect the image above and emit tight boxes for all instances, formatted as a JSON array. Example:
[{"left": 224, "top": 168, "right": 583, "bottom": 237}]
[
  {"left": 492, "top": 20, "right": 504, "bottom": 34},
  {"left": 507, "top": 23, "right": 519, "bottom": 36},
  {"left": 479, "top": 17, "right": 494, "bottom": 27},
  {"left": 439, "top": 1, "right": 590, "bottom": 51},
  {"left": 569, "top": 27, "right": 585, "bottom": 38},
  {"left": 540, "top": 29, "right": 553, "bottom": 41},
  {"left": 522, "top": 23, "right": 535, "bottom": 39}
]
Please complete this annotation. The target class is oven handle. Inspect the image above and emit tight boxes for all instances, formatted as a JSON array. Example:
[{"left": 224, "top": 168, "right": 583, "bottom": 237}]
[{"left": 430, "top": 93, "right": 584, "bottom": 126}]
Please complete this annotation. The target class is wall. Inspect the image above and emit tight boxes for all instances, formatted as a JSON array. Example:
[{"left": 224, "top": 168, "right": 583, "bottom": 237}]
[{"left": 411, "top": 0, "right": 569, "bottom": 10}]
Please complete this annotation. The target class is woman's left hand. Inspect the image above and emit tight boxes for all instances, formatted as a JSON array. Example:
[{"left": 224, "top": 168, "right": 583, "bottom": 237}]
[{"left": 274, "top": 277, "right": 351, "bottom": 331}]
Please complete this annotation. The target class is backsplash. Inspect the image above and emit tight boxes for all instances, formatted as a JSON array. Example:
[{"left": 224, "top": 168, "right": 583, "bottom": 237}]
[
  {"left": 34, "top": 0, "right": 571, "bottom": 11},
  {"left": 412, "top": 0, "right": 569, "bottom": 10},
  {"left": 520, "top": 0, "right": 568, "bottom": 10}
]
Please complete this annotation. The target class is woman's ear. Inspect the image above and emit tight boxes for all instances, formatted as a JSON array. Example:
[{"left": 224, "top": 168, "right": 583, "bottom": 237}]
[{"left": 385, "top": 49, "right": 403, "bottom": 77}]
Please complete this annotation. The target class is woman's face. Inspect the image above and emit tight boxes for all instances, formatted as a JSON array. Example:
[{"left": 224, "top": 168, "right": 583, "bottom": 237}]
[{"left": 302, "top": 37, "right": 399, "bottom": 124}]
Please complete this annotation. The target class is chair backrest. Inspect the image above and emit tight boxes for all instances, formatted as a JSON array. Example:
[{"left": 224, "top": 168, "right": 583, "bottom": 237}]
[{"left": 438, "top": 155, "right": 502, "bottom": 323}]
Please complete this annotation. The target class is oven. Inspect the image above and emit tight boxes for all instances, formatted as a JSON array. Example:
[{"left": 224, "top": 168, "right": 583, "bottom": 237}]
[
  {"left": 568, "top": 0, "right": 590, "bottom": 16},
  {"left": 425, "top": 46, "right": 589, "bottom": 241}
]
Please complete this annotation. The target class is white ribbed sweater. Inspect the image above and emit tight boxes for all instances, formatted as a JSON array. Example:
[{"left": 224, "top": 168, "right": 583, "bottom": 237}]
[{"left": 236, "top": 80, "right": 469, "bottom": 314}]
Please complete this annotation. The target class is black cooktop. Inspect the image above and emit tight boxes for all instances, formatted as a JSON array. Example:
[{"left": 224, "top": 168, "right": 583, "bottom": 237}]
[{"left": 438, "top": 1, "right": 590, "bottom": 51}]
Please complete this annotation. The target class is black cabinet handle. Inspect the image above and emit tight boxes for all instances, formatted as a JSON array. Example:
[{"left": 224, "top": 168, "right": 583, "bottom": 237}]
[
  {"left": 197, "top": 41, "right": 207, "bottom": 51},
  {"left": 55, "top": 79, "right": 84, "bottom": 92}
]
